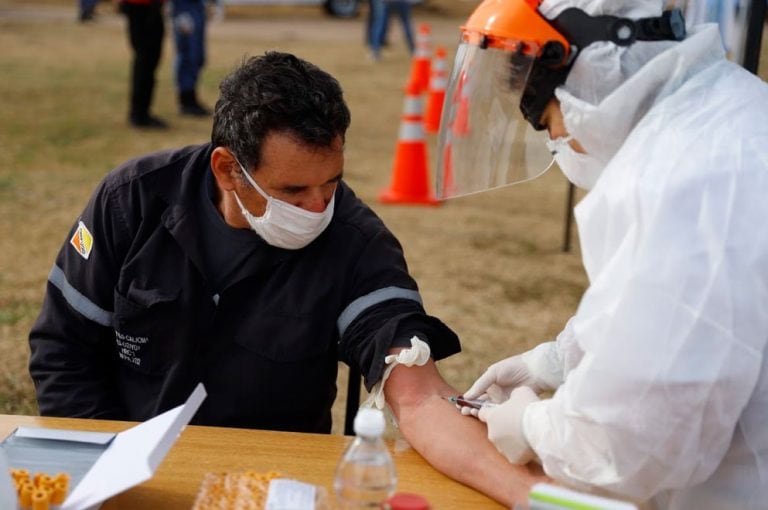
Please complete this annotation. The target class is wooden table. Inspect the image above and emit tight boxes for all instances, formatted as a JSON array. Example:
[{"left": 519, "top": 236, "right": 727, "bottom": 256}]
[{"left": 0, "top": 414, "right": 503, "bottom": 509}]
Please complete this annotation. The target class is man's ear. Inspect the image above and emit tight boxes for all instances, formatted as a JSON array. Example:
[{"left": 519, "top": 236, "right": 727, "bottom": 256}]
[{"left": 210, "top": 147, "right": 240, "bottom": 192}]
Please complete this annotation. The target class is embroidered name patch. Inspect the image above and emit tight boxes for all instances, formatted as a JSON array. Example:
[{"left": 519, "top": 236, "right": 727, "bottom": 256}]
[
  {"left": 115, "top": 331, "right": 147, "bottom": 367},
  {"left": 70, "top": 221, "right": 94, "bottom": 260}
]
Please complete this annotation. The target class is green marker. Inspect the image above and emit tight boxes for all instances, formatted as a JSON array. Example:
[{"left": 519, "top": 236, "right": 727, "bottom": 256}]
[{"left": 528, "top": 483, "right": 637, "bottom": 510}]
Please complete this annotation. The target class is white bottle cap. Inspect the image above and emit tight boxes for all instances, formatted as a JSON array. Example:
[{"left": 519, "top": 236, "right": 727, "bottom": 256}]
[{"left": 353, "top": 407, "right": 385, "bottom": 438}]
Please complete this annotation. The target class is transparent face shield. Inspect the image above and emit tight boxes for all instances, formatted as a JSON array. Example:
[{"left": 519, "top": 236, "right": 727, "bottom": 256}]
[{"left": 436, "top": 41, "right": 555, "bottom": 199}]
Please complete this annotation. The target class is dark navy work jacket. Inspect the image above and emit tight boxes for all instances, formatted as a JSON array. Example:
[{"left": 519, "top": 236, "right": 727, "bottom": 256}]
[{"left": 29, "top": 144, "right": 459, "bottom": 433}]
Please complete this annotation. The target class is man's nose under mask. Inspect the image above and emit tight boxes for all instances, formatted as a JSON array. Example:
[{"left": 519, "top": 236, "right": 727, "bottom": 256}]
[{"left": 233, "top": 162, "right": 335, "bottom": 250}]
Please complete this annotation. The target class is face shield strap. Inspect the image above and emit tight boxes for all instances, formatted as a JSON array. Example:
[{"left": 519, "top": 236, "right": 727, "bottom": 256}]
[
  {"left": 520, "top": 8, "right": 686, "bottom": 130},
  {"left": 550, "top": 8, "right": 686, "bottom": 50}
]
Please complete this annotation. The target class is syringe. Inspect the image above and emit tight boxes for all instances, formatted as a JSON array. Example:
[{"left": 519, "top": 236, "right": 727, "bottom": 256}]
[{"left": 443, "top": 396, "right": 497, "bottom": 409}]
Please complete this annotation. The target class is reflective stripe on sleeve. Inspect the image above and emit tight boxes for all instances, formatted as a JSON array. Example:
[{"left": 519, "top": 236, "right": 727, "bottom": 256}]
[
  {"left": 48, "top": 264, "right": 113, "bottom": 327},
  {"left": 337, "top": 286, "right": 423, "bottom": 338}
]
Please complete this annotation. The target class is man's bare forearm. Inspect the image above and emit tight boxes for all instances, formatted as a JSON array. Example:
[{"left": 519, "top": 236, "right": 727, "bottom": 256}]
[{"left": 384, "top": 362, "right": 549, "bottom": 507}]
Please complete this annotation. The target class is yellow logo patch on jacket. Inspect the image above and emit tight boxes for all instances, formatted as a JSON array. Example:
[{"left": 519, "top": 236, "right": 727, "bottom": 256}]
[{"left": 70, "top": 221, "right": 94, "bottom": 260}]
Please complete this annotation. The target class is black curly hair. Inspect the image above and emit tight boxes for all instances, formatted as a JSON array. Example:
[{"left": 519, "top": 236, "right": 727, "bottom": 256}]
[{"left": 211, "top": 51, "right": 351, "bottom": 170}]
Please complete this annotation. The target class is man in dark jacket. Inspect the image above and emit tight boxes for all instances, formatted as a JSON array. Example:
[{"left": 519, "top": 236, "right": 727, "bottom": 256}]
[{"left": 29, "top": 51, "right": 546, "bottom": 505}]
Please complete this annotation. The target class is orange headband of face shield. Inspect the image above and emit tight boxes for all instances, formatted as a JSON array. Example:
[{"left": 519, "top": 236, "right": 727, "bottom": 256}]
[{"left": 461, "top": 0, "right": 570, "bottom": 60}]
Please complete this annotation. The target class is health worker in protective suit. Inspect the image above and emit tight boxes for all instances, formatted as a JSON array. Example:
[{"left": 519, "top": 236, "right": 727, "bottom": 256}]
[{"left": 436, "top": 0, "right": 768, "bottom": 508}]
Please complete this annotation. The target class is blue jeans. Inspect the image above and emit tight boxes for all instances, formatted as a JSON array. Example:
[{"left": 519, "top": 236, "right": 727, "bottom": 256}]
[
  {"left": 80, "top": 0, "right": 98, "bottom": 15},
  {"left": 370, "top": 0, "right": 415, "bottom": 58},
  {"left": 171, "top": 0, "right": 206, "bottom": 92}
]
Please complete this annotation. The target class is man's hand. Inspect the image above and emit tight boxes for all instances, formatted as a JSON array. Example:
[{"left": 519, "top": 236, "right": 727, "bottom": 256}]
[{"left": 478, "top": 386, "right": 540, "bottom": 464}]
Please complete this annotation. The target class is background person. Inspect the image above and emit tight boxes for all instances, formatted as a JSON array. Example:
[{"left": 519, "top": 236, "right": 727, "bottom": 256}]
[
  {"left": 171, "top": 0, "right": 212, "bottom": 116},
  {"left": 78, "top": 0, "right": 99, "bottom": 22},
  {"left": 369, "top": 0, "right": 416, "bottom": 61},
  {"left": 436, "top": 0, "right": 768, "bottom": 508},
  {"left": 28, "top": 51, "right": 547, "bottom": 507},
  {"left": 119, "top": 0, "right": 168, "bottom": 129}
]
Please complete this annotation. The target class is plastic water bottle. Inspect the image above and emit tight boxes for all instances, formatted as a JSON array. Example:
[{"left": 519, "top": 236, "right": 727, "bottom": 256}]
[{"left": 334, "top": 407, "right": 397, "bottom": 509}]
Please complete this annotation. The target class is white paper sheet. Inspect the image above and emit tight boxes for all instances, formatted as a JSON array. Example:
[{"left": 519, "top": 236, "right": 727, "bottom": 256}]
[{"left": 62, "top": 383, "right": 207, "bottom": 510}]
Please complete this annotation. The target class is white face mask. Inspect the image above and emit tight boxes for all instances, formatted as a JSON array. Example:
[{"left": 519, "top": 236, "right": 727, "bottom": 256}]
[
  {"left": 233, "top": 160, "right": 335, "bottom": 250},
  {"left": 546, "top": 135, "right": 605, "bottom": 191}
]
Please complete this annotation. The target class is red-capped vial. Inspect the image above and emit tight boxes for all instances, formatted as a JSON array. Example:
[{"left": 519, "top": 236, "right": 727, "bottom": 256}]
[{"left": 381, "top": 493, "right": 430, "bottom": 510}]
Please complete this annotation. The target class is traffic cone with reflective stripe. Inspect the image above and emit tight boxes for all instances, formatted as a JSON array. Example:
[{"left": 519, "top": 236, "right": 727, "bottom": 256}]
[
  {"left": 379, "top": 80, "right": 440, "bottom": 205},
  {"left": 452, "top": 70, "right": 470, "bottom": 137},
  {"left": 424, "top": 46, "right": 448, "bottom": 134},
  {"left": 408, "top": 23, "right": 432, "bottom": 95},
  {"left": 438, "top": 133, "right": 456, "bottom": 198}
]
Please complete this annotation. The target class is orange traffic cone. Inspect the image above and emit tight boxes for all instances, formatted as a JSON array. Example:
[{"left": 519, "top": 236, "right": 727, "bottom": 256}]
[
  {"left": 451, "top": 70, "right": 470, "bottom": 137},
  {"left": 438, "top": 135, "right": 456, "bottom": 198},
  {"left": 408, "top": 23, "right": 432, "bottom": 95},
  {"left": 424, "top": 46, "right": 448, "bottom": 134},
  {"left": 379, "top": 81, "right": 440, "bottom": 206}
]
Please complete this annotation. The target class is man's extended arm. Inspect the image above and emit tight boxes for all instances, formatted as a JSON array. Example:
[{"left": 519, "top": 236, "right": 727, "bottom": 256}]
[{"left": 384, "top": 358, "right": 549, "bottom": 507}]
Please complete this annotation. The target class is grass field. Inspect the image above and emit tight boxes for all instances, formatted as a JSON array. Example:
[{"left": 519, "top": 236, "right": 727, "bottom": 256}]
[{"left": 0, "top": 0, "right": 766, "bottom": 435}]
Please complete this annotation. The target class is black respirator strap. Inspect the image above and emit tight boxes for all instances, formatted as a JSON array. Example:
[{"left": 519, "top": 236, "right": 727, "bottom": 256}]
[
  {"left": 521, "top": 8, "right": 686, "bottom": 130},
  {"left": 551, "top": 8, "right": 686, "bottom": 49}
]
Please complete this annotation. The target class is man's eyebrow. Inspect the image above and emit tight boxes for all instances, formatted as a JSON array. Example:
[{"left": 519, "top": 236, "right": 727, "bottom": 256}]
[{"left": 279, "top": 171, "right": 344, "bottom": 193}]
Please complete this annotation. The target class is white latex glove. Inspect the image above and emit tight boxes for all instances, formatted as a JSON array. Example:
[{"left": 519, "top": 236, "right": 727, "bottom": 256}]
[
  {"left": 464, "top": 342, "right": 564, "bottom": 403},
  {"left": 478, "top": 386, "right": 540, "bottom": 464}
]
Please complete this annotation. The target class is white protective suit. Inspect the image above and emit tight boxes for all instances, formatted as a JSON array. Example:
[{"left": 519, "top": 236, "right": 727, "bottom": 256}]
[{"left": 520, "top": 1, "right": 768, "bottom": 509}]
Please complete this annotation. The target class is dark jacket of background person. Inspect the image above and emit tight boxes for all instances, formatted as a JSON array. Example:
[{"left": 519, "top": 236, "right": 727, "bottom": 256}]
[{"left": 28, "top": 143, "right": 459, "bottom": 432}]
